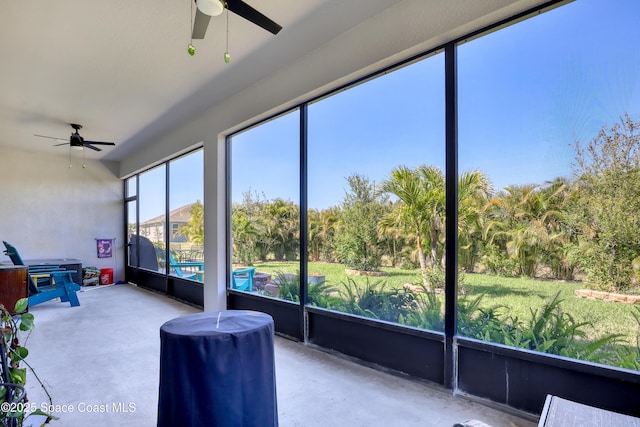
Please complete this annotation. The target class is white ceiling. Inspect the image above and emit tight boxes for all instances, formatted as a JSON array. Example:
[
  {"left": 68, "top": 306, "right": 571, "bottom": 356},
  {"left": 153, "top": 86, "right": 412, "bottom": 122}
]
[
  {"left": 0, "top": 0, "right": 405, "bottom": 162},
  {"left": 0, "top": 0, "right": 551, "bottom": 165}
]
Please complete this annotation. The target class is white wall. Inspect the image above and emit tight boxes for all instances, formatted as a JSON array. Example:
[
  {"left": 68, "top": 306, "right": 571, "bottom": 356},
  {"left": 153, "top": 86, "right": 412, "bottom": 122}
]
[{"left": 0, "top": 146, "right": 124, "bottom": 281}]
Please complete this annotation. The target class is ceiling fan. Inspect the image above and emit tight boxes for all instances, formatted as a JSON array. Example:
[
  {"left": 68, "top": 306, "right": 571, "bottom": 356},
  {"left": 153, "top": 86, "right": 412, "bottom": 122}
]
[
  {"left": 192, "top": 0, "right": 282, "bottom": 39},
  {"left": 35, "top": 124, "right": 115, "bottom": 152}
]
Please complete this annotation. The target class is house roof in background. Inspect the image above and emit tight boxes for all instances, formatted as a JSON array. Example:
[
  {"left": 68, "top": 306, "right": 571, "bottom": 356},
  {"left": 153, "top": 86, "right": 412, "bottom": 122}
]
[{"left": 141, "top": 203, "right": 197, "bottom": 225}]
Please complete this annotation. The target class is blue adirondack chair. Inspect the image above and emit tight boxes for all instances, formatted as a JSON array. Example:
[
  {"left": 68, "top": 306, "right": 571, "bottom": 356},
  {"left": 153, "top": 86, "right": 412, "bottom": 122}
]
[
  {"left": 168, "top": 251, "right": 203, "bottom": 281},
  {"left": 231, "top": 267, "right": 256, "bottom": 291},
  {"left": 2, "top": 241, "right": 81, "bottom": 307},
  {"left": 27, "top": 271, "right": 81, "bottom": 307}
]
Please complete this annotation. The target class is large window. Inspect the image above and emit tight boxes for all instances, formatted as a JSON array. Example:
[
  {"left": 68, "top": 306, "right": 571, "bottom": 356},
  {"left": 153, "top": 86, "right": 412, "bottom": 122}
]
[
  {"left": 215, "top": 0, "right": 640, "bottom": 415},
  {"left": 227, "top": 55, "right": 448, "bottom": 329},
  {"left": 126, "top": 176, "right": 137, "bottom": 267},
  {"left": 223, "top": 0, "right": 640, "bottom": 379},
  {"left": 128, "top": 149, "right": 205, "bottom": 282},
  {"left": 168, "top": 150, "right": 204, "bottom": 281},
  {"left": 458, "top": 0, "right": 640, "bottom": 370},
  {"left": 138, "top": 165, "right": 166, "bottom": 272},
  {"left": 307, "top": 53, "right": 446, "bottom": 330},
  {"left": 229, "top": 111, "right": 300, "bottom": 299}
]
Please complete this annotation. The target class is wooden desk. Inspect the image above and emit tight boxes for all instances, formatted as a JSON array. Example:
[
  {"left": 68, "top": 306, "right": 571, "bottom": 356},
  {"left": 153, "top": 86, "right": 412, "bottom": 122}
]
[
  {"left": 0, "top": 265, "right": 28, "bottom": 314},
  {"left": 539, "top": 395, "right": 640, "bottom": 426}
]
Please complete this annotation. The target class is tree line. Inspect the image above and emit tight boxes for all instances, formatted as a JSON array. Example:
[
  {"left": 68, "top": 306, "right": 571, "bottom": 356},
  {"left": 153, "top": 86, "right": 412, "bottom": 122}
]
[{"left": 231, "top": 115, "right": 640, "bottom": 293}]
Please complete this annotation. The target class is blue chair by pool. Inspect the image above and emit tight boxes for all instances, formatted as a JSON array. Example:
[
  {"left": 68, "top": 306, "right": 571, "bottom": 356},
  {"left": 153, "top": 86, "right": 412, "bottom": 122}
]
[
  {"left": 168, "top": 251, "right": 204, "bottom": 281},
  {"left": 231, "top": 267, "right": 256, "bottom": 292}
]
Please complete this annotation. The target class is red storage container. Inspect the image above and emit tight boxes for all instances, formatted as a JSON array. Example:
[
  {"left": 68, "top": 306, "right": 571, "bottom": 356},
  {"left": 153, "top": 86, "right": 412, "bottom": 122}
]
[{"left": 100, "top": 268, "right": 114, "bottom": 285}]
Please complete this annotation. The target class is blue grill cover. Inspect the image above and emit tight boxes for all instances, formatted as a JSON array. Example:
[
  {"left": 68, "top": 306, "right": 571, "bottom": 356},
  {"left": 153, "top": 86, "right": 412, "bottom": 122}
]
[{"left": 158, "top": 310, "right": 277, "bottom": 427}]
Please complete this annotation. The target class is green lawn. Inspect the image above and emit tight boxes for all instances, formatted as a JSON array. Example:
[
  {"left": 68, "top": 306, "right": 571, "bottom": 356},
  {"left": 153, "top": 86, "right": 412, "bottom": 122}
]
[
  {"left": 246, "top": 261, "right": 640, "bottom": 344},
  {"left": 249, "top": 261, "right": 420, "bottom": 288}
]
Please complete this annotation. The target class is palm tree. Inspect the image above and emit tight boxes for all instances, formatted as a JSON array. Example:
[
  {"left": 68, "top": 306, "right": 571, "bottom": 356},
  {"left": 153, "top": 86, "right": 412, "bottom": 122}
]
[
  {"left": 265, "top": 199, "right": 300, "bottom": 261},
  {"left": 483, "top": 181, "right": 570, "bottom": 278},
  {"left": 380, "top": 166, "right": 431, "bottom": 286},
  {"left": 231, "top": 207, "right": 260, "bottom": 265},
  {"left": 377, "top": 201, "right": 411, "bottom": 267},
  {"left": 537, "top": 178, "right": 579, "bottom": 280},
  {"left": 318, "top": 207, "right": 340, "bottom": 262},
  {"left": 418, "top": 165, "right": 446, "bottom": 267},
  {"left": 179, "top": 200, "right": 204, "bottom": 244},
  {"left": 381, "top": 165, "right": 492, "bottom": 286},
  {"left": 308, "top": 207, "right": 340, "bottom": 262},
  {"left": 457, "top": 171, "right": 492, "bottom": 272},
  {"left": 308, "top": 208, "right": 322, "bottom": 262}
]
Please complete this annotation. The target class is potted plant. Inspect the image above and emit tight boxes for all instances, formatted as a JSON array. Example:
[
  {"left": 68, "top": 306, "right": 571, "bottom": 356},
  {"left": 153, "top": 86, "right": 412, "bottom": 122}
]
[{"left": 1, "top": 298, "right": 56, "bottom": 426}]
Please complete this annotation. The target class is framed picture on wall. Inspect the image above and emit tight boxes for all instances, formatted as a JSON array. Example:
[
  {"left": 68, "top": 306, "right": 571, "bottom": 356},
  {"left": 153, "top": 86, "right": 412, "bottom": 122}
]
[{"left": 96, "top": 238, "right": 113, "bottom": 258}]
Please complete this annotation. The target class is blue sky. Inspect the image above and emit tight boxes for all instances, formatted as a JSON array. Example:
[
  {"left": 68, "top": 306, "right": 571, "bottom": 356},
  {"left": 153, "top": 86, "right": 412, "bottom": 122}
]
[
  {"left": 458, "top": 0, "right": 640, "bottom": 192},
  {"left": 144, "top": 0, "right": 640, "bottom": 218},
  {"left": 137, "top": 150, "right": 203, "bottom": 222}
]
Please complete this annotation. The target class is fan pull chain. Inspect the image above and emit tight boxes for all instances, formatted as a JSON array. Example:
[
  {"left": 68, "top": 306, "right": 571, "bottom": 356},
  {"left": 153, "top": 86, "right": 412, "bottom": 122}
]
[
  {"left": 188, "top": 0, "right": 196, "bottom": 56},
  {"left": 224, "top": 7, "right": 230, "bottom": 63}
]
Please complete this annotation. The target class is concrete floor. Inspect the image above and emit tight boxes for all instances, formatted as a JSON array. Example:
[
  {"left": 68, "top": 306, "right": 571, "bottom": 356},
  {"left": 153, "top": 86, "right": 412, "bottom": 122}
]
[{"left": 23, "top": 284, "right": 536, "bottom": 427}]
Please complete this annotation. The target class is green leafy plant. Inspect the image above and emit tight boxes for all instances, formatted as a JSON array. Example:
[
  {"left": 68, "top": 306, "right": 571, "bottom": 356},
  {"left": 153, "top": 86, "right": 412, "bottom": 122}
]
[
  {"left": 457, "top": 294, "right": 509, "bottom": 342},
  {"left": 519, "top": 292, "right": 591, "bottom": 354},
  {"left": 272, "top": 271, "right": 340, "bottom": 308},
  {"left": 401, "top": 284, "right": 444, "bottom": 331},
  {"left": 607, "top": 306, "right": 640, "bottom": 370},
  {"left": 457, "top": 292, "right": 622, "bottom": 365},
  {"left": 334, "top": 278, "right": 418, "bottom": 323},
  {"left": 1, "top": 298, "right": 56, "bottom": 426},
  {"left": 272, "top": 271, "right": 300, "bottom": 302}
]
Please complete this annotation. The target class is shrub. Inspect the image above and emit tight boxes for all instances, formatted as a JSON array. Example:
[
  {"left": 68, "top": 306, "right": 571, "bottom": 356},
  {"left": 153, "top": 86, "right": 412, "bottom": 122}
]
[
  {"left": 272, "top": 271, "right": 340, "bottom": 308},
  {"left": 573, "top": 115, "right": 640, "bottom": 292},
  {"left": 334, "top": 278, "right": 417, "bottom": 323},
  {"left": 480, "top": 243, "right": 520, "bottom": 277},
  {"left": 607, "top": 306, "right": 640, "bottom": 370},
  {"left": 457, "top": 292, "right": 622, "bottom": 365},
  {"left": 401, "top": 284, "right": 444, "bottom": 331},
  {"left": 334, "top": 174, "right": 387, "bottom": 271}
]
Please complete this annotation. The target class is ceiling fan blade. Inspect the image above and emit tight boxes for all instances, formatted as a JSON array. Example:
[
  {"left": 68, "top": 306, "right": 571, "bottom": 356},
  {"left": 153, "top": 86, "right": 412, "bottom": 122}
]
[
  {"left": 192, "top": 8, "right": 212, "bottom": 39},
  {"left": 53, "top": 142, "right": 69, "bottom": 147},
  {"left": 83, "top": 140, "right": 115, "bottom": 146},
  {"left": 34, "top": 134, "right": 66, "bottom": 141},
  {"left": 226, "top": 0, "right": 282, "bottom": 35},
  {"left": 83, "top": 144, "right": 103, "bottom": 152}
]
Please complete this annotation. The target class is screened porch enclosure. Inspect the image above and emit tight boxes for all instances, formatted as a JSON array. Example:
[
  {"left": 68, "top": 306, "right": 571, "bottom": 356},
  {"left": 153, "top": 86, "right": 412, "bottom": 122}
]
[{"left": 125, "top": 0, "right": 640, "bottom": 420}]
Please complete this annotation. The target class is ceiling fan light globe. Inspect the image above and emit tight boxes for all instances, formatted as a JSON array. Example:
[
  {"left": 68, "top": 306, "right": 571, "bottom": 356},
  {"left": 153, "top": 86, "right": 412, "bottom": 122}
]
[
  {"left": 197, "top": 0, "right": 224, "bottom": 16},
  {"left": 71, "top": 145, "right": 84, "bottom": 151}
]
